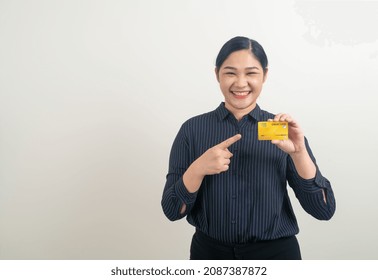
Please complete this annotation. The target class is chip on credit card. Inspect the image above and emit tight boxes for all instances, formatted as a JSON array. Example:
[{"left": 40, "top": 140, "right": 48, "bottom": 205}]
[{"left": 258, "top": 121, "right": 288, "bottom": 140}]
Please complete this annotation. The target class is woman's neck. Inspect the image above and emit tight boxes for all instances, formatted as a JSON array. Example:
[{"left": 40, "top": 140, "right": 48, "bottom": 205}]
[{"left": 225, "top": 103, "right": 256, "bottom": 121}]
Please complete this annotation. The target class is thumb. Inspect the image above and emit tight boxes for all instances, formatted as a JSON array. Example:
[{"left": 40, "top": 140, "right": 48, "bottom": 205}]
[{"left": 271, "top": 139, "right": 286, "bottom": 147}]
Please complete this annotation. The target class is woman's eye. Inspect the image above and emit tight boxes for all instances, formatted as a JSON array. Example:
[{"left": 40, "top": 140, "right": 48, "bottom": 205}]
[
  {"left": 247, "top": 72, "right": 257, "bottom": 75},
  {"left": 225, "top": 72, "right": 235, "bottom": 75}
]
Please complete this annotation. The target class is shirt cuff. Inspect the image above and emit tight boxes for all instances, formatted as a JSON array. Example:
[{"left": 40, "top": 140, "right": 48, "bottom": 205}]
[
  {"left": 294, "top": 168, "right": 331, "bottom": 193},
  {"left": 175, "top": 177, "right": 198, "bottom": 205}
]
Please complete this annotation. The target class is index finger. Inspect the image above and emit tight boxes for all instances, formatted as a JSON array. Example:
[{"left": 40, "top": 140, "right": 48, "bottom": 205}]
[
  {"left": 274, "top": 113, "right": 292, "bottom": 123},
  {"left": 217, "top": 134, "right": 242, "bottom": 149}
]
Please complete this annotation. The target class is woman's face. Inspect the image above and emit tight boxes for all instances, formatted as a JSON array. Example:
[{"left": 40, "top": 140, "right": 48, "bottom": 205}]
[{"left": 216, "top": 49, "right": 267, "bottom": 119}]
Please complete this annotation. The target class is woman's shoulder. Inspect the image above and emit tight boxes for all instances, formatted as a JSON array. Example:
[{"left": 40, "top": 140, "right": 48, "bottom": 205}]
[
  {"left": 182, "top": 107, "right": 219, "bottom": 126},
  {"left": 259, "top": 108, "right": 276, "bottom": 120}
]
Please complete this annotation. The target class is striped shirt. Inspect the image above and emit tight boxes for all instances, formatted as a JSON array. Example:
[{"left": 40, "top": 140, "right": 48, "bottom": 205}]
[{"left": 162, "top": 103, "right": 336, "bottom": 243}]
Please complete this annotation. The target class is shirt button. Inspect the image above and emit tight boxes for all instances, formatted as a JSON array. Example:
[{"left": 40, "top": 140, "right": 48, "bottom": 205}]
[
  {"left": 232, "top": 195, "right": 237, "bottom": 199},
  {"left": 231, "top": 220, "right": 236, "bottom": 224}
]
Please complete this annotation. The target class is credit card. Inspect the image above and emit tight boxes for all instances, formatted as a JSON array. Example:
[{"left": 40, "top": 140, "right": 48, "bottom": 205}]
[{"left": 258, "top": 121, "right": 288, "bottom": 140}]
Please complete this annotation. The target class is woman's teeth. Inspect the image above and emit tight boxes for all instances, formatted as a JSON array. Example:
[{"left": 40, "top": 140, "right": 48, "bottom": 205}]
[{"left": 232, "top": 91, "right": 250, "bottom": 96}]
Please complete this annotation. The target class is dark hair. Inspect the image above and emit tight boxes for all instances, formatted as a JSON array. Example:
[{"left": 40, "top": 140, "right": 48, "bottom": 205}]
[{"left": 215, "top": 36, "right": 268, "bottom": 73}]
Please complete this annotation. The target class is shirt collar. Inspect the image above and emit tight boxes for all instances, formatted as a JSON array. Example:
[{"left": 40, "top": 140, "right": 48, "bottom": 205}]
[{"left": 215, "top": 102, "right": 263, "bottom": 122}]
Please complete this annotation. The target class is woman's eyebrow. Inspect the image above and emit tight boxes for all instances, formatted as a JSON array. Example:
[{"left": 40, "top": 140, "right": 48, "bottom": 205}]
[
  {"left": 222, "top": 66, "right": 260, "bottom": 70},
  {"left": 223, "top": 66, "right": 237, "bottom": 70}
]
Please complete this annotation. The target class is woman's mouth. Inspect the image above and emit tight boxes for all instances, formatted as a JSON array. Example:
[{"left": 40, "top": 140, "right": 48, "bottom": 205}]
[{"left": 231, "top": 91, "right": 251, "bottom": 99}]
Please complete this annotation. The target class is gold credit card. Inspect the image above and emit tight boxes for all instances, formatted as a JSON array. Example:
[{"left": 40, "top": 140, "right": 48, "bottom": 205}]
[{"left": 258, "top": 121, "right": 288, "bottom": 140}]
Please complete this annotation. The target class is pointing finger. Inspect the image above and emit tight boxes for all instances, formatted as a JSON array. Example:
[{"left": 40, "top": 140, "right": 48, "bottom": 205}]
[{"left": 217, "top": 134, "right": 242, "bottom": 149}]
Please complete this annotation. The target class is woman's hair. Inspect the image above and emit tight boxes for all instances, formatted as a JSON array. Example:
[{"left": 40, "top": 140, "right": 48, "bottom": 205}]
[{"left": 215, "top": 36, "right": 268, "bottom": 73}]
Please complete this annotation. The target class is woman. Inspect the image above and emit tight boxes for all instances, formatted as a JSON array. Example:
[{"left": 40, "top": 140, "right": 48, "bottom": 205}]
[{"left": 161, "top": 36, "right": 336, "bottom": 260}]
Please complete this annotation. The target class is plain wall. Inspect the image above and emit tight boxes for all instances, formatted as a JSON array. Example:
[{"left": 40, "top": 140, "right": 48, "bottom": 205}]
[{"left": 0, "top": 0, "right": 377, "bottom": 259}]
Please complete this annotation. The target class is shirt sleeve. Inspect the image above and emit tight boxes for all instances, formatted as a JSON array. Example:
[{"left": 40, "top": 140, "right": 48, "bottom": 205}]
[
  {"left": 286, "top": 137, "right": 336, "bottom": 220},
  {"left": 161, "top": 124, "right": 198, "bottom": 221}
]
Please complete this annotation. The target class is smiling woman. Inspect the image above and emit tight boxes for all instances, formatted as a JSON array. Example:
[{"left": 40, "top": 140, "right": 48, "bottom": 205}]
[
  {"left": 161, "top": 36, "right": 336, "bottom": 260},
  {"left": 216, "top": 45, "right": 267, "bottom": 121}
]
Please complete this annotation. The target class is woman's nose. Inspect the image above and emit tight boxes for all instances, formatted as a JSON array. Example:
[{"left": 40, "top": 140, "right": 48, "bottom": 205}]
[{"left": 235, "top": 75, "right": 248, "bottom": 87}]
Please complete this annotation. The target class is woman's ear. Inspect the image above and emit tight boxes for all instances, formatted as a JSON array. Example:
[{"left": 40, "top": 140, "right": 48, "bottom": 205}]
[
  {"left": 263, "top": 67, "right": 269, "bottom": 83},
  {"left": 215, "top": 67, "right": 220, "bottom": 82}
]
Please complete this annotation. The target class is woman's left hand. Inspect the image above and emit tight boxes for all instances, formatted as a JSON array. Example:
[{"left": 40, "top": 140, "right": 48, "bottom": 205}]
[{"left": 268, "top": 113, "right": 306, "bottom": 155}]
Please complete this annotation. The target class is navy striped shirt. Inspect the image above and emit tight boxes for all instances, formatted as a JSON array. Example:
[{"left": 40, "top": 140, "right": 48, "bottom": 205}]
[{"left": 162, "top": 103, "right": 336, "bottom": 243}]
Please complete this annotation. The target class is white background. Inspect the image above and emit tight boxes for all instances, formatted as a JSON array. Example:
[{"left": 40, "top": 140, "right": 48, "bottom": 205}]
[{"left": 0, "top": 0, "right": 377, "bottom": 259}]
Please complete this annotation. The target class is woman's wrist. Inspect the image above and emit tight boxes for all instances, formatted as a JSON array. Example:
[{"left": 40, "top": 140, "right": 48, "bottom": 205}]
[{"left": 183, "top": 161, "right": 205, "bottom": 193}]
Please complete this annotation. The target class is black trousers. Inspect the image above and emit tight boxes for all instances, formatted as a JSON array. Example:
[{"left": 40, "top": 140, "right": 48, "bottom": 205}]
[{"left": 190, "top": 230, "right": 302, "bottom": 260}]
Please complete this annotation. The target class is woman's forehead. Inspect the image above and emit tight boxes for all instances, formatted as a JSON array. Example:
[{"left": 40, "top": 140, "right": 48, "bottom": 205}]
[{"left": 221, "top": 50, "right": 262, "bottom": 69}]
